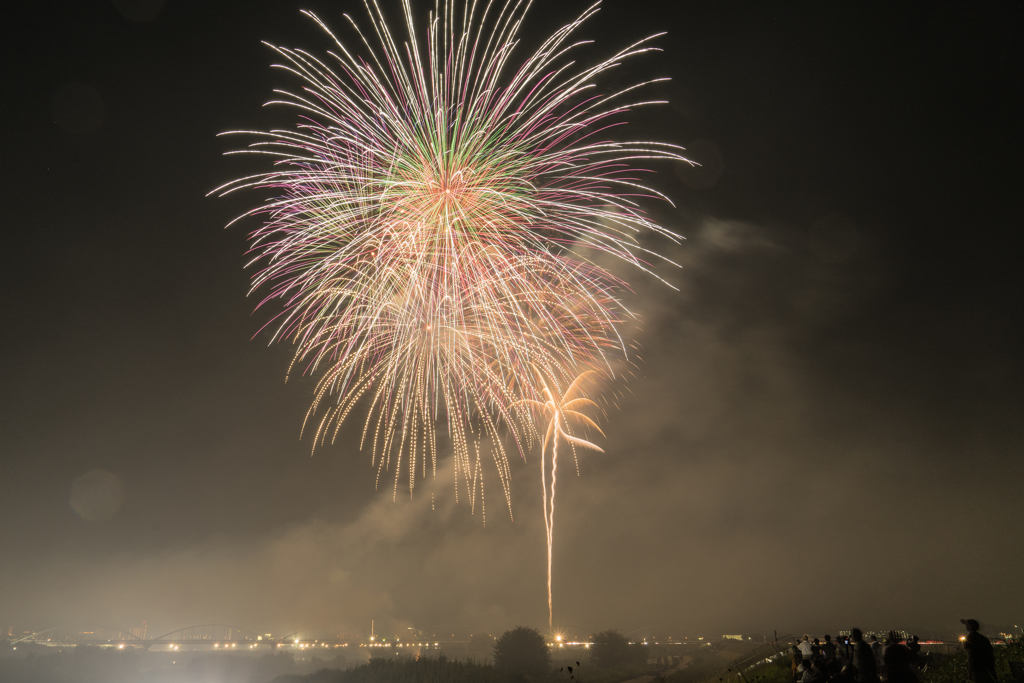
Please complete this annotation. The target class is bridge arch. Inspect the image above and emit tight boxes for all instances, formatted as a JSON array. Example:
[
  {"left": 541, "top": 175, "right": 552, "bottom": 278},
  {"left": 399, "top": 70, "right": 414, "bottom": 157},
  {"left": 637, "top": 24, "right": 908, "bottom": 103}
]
[{"left": 150, "top": 624, "right": 261, "bottom": 643}]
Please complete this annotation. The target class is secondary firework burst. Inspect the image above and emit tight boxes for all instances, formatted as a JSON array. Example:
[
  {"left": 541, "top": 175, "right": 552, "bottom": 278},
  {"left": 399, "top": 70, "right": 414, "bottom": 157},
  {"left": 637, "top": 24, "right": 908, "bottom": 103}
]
[{"left": 215, "top": 0, "right": 685, "bottom": 628}]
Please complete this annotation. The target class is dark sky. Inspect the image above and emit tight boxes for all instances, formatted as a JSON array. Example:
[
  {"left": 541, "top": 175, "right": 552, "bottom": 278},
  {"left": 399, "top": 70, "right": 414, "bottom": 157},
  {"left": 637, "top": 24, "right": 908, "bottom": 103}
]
[{"left": 2, "top": 0, "right": 1022, "bottom": 641}]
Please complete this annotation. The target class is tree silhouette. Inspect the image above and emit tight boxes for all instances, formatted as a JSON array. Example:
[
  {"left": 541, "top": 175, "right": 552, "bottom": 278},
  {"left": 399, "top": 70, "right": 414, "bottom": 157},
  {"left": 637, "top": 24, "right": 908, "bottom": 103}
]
[
  {"left": 494, "top": 626, "right": 551, "bottom": 677},
  {"left": 590, "top": 630, "right": 643, "bottom": 669}
]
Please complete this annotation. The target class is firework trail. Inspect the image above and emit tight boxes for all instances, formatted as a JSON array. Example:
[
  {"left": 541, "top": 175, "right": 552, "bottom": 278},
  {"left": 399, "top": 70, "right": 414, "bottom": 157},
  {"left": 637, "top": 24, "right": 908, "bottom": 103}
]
[
  {"left": 520, "top": 369, "right": 604, "bottom": 633},
  {"left": 215, "top": 0, "right": 685, "bottom": 630}
]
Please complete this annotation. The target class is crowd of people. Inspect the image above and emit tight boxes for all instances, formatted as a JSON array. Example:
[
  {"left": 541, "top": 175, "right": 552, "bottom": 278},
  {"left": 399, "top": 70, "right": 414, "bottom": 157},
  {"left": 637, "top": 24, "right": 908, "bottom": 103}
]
[{"left": 789, "top": 620, "right": 995, "bottom": 683}]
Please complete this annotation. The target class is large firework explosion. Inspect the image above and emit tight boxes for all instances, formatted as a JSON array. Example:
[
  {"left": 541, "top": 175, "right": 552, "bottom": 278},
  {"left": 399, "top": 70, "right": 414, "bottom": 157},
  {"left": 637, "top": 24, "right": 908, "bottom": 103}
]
[{"left": 215, "top": 0, "right": 685, "bottom": 631}]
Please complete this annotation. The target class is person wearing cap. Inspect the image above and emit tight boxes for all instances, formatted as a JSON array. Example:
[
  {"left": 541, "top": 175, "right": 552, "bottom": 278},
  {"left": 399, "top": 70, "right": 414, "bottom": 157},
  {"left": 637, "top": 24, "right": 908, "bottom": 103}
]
[{"left": 961, "top": 619, "right": 996, "bottom": 683}]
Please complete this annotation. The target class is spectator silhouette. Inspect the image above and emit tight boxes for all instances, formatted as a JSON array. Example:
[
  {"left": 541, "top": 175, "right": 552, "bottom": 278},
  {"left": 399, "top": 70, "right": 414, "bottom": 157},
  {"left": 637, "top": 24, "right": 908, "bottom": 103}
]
[
  {"left": 802, "top": 658, "right": 827, "bottom": 683},
  {"left": 828, "top": 665, "right": 856, "bottom": 683},
  {"left": 961, "top": 619, "right": 996, "bottom": 683},
  {"left": 822, "top": 635, "right": 837, "bottom": 662},
  {"left": 870, "top": 636, "right": 882, "bottom": 669},
  {"left": 883, "top": 632, "right": 916, "bottom": 683},
  {"left": 800, "top": 635, "right": 814, "bottom": 659},
  {"left": 837, "top": 636, "right": 851, "bottom": 669},
  {"left": 907, "top": 636, "right": 921, "bottom": 662},
  {"left": 851, "top": 629, "right": 879, "bottom": 683}
]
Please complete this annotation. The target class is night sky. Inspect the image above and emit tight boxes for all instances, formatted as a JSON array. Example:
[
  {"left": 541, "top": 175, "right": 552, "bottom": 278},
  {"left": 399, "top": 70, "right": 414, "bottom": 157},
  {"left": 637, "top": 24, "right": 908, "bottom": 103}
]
[{"left": 2, "top": 0, "right": 1022, "bottom": 639}]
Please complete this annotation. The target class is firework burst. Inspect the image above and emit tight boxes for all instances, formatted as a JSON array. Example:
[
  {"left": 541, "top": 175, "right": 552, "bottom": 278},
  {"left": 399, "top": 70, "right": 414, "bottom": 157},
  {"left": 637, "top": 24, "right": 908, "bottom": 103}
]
[{"left": 215, "top": 0, "right": 685, "bottom": 628}]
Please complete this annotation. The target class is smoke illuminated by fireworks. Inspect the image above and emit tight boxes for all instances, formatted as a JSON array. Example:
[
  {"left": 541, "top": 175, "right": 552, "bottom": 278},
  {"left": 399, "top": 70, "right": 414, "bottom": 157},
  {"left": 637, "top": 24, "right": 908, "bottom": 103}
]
[{"left": 215, "top": 0, "right": 685, "bottom": 630}]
